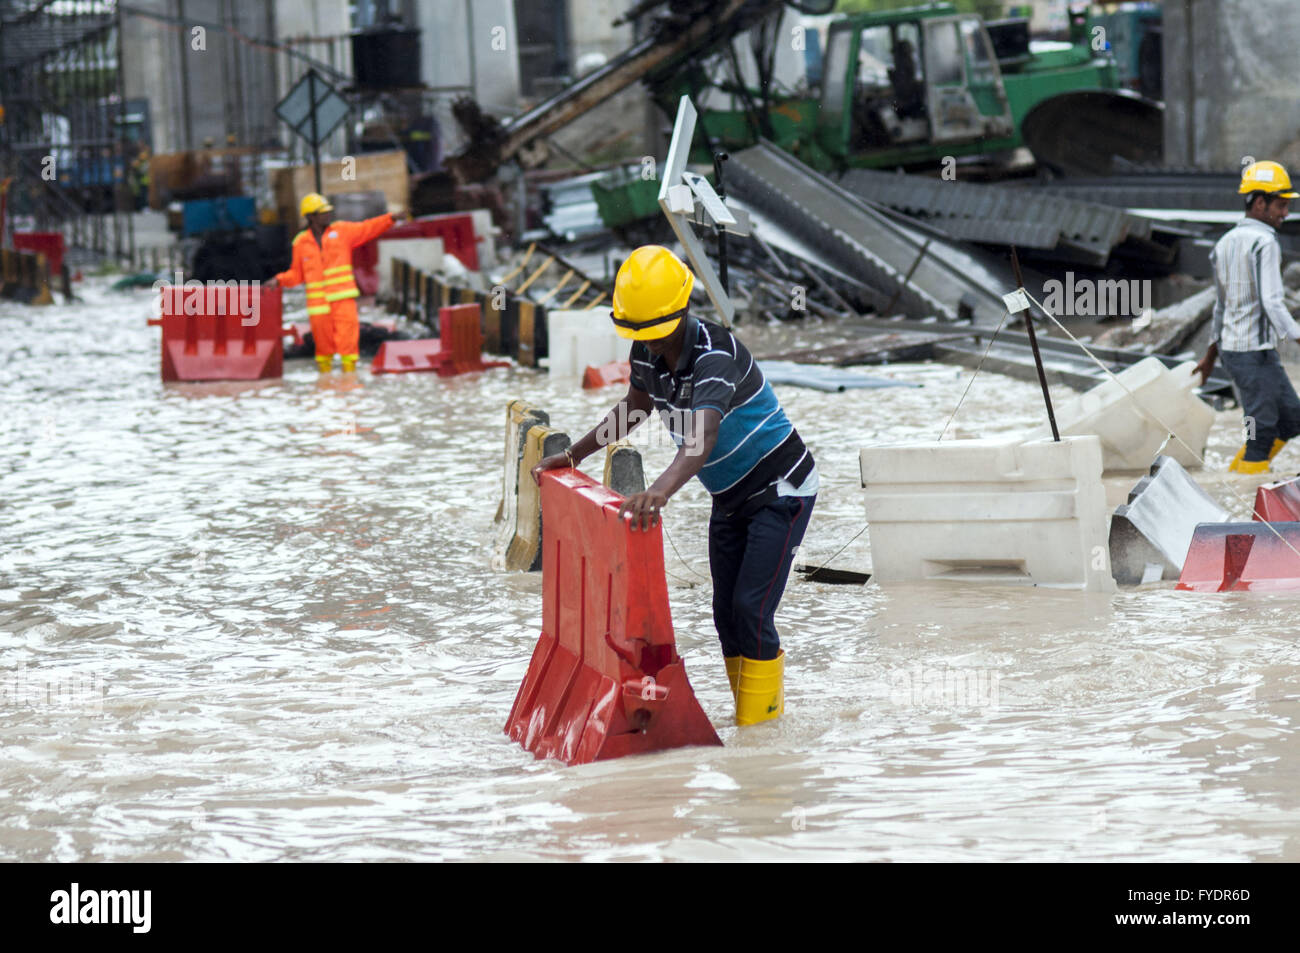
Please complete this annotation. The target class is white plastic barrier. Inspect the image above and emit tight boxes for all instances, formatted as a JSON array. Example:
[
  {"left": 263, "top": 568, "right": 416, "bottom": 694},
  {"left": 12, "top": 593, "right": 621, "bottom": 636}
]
[
  {"left": 1031, "top": 358, "right": 1214, "bottom": 471},
  {"left": 546, "top": 309, "right": 627, "bottom": 378},
  {"left": 860, "top": 435, "right": 1116, "bottom": 592},
  {"left": 1108, "top": 455, "right": 1228, "bottom": 585},
  {"left": 377, "top": 237, "right": 444, "bottom": 298}
]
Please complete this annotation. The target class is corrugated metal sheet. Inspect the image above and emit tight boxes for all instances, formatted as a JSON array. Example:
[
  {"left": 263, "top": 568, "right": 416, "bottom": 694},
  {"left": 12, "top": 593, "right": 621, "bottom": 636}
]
[
  {"left": 840, "top": 168, "right": 1155, "bottom": 267},
  {"left": 729, "top": 144, "right": 1008, "bottom": 325}
]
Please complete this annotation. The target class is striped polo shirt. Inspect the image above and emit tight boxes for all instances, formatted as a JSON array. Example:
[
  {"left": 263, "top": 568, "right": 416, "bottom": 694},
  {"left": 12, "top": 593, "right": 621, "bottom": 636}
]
[
  {"left": 1210, "top": 217, "right": 1300, "bottom": 351},
  {"left": 629, "top": 316, "right": 815, "bottom": 516}
]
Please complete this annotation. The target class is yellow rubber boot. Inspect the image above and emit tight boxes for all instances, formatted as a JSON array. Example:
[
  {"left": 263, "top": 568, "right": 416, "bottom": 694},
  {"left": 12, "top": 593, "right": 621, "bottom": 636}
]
[
  {"left": 736, "top": 650, "right": 784, "bottom": 726},
  {"left": 724, "top": 656, "right": 741, "bottom": 700},
  {"left": 341, "top": 353, "right": 359, "bottom": 373},
  {"left": 1269, "top": 438, "right": 1287, "bottom": 461},
  {"left": 1230, "top": 457, "right": 1270, "bottom": 475},
  {"left": 314, "top": 355, "right": 333, "bottom": 373}
]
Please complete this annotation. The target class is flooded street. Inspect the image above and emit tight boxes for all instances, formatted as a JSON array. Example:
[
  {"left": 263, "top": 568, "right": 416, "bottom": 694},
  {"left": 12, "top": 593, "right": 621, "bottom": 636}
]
[{"left": 3, "top": 280, "right": 1299, "bottom": 862}]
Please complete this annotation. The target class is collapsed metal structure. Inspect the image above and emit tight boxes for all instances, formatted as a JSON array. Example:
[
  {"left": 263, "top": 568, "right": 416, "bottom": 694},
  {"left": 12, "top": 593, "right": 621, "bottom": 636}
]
[{"left": 0, "top": 0, "right": 134, "bottom": 261}]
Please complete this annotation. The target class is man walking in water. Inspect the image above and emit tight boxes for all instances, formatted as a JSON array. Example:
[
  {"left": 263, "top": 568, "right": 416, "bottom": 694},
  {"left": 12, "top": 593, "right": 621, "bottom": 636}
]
[
  {"left": 532, "top": 245, "right": 816, "bottom": 726},
  {"left": 1196, "top": 160, "right": 1300, "bottom": 473}
]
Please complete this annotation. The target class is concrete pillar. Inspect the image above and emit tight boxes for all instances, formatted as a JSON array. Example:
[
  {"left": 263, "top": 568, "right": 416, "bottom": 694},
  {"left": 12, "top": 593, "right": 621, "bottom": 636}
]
[{"left": 1164, "top": 0, "right": 1300, "bottom": 169}]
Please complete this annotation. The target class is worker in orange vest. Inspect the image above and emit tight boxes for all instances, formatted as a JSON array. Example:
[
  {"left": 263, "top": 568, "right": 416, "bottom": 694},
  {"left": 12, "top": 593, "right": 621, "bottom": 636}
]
[{"left": 268, "top": 193, "right": 403, "bottom": 372}]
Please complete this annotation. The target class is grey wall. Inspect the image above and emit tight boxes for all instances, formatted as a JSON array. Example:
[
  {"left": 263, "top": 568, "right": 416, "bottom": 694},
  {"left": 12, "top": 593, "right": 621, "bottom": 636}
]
[{"left": 1164, "top": 0, "right": 1300, "bottom": 170}]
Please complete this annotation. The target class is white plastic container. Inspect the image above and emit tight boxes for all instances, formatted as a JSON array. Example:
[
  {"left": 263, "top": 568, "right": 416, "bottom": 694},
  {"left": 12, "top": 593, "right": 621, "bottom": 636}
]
[
  {"left": 377, "top": 237, "right": 444, "bottom": 297},
  {"left": 859, "top": 435, "right": 1115, "bottom": 591},
  {"left": 1032, "top": 358, "right": 1214, "bottom": 471},
  {"left": 546, "top": 309, "right": 628, "bottom": 378}
]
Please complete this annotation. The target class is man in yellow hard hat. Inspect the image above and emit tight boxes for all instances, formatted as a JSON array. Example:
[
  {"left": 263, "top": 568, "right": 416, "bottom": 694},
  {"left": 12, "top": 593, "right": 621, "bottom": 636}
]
[
  {"left": 1195, "top": 160, "right": 1300, "bottom": 473},
  {"left": 532, "top": 245, "right": 817, "bottom": 726},
  {"left": 268, "top": 192, "right": 403, "bottom": 372}
]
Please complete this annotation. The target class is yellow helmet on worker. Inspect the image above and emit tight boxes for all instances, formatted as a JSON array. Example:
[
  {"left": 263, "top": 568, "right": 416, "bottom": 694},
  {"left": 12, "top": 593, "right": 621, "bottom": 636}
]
[
  {"left": 300, "top": 192, "right": 333, "bottom": 217},
  {"left": 611, "top": 245, "right": 695, "bottom": 340},
  {"left": 1239, "top": 161, "right": 1299, "bottom": 199}
]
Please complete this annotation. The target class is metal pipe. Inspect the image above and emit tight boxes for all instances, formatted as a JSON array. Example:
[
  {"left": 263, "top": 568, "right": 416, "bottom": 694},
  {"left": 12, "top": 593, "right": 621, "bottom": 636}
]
[{"left": 1010, "top": 246, "right": 1059, "bottom": 441}]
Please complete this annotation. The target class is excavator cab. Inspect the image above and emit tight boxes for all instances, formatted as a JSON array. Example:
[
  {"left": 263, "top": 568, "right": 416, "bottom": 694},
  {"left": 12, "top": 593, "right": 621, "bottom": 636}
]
[{"left": 817, "top": 8, "right": 1013, "bottom": 158}]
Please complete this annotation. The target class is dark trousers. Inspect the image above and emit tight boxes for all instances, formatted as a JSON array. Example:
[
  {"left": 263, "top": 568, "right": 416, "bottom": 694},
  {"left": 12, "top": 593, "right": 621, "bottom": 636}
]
[
  {"left": 708, "top": 494, "right": 815, "bottom": 661},
  {"left": 1219, "top": 348, "right": 1300, "bottom": 461}
]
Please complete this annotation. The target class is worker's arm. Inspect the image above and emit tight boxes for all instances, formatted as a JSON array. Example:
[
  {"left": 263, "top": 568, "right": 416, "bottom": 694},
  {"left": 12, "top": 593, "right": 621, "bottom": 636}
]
[
  {"left": 618, "top": 408, "right": 721, "bottom": 531},
  {"left": 272, "top": 243, "right": 304, "bottom": 287},
  {"left": 531, "top": 384, "right": 654, "bottom": 483},
  {"left": 342, "top": 212, "right": 398, "bottom": 248}
]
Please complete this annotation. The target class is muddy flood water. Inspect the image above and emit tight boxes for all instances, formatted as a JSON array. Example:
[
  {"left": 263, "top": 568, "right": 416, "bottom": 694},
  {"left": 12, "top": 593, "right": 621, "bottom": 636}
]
[{"left": 2, "top": 279, "right": 1299, "bottom": 862}]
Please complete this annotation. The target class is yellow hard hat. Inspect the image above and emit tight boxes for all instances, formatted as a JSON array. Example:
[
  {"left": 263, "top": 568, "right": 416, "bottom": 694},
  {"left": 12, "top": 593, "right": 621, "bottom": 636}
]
[
  {"left": 1239, "top": 161, "right": 1299, "bottom": 198},
  {"left": 611, "top": 245, "right": 694, "bottom": 341},
  {"left": 300, "top": 192, "right": 333, "bottom": 216}
]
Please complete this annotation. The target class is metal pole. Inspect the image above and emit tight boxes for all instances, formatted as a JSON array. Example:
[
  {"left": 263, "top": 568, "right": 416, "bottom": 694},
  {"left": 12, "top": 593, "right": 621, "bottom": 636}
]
[
  {"left": 713, "top": 151, "right": 728, "bottom": 294},
  {"left": 1010, "top": 246, "right": 1059, "bottom": 441},
  {"left": 308, "top": 70, "right": 322, "bottom": 194}
]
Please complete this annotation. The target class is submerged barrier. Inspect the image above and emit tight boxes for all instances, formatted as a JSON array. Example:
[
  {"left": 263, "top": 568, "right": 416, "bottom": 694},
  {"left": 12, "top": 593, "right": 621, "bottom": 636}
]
[
  {"left": 1109, "top": 455, "right": 1228, "bottom": 585},
  {"left": 389, "top": 258, "right": 548, "bottom": 367},
  {"left": 0, "top": 247, "right": 53, "bottom": 305},
  {"left": 1032, "top": 358, "right": 1214, "bottom": 472},
  {"left": 602, "top": 442, "right": 645, "bottom": 496},
  {"left": 860, "top": 435, "right": 1115, "bottom": 591},
  {"left": 505, "top": 468, "right": 721, "bottom": 764},
  {"left": 583, "top": 360, "right": 632, "bottom": 390},
  {"left": 371, "top": 303, "right": 508, "bottom": 375},
  {"left": 150, "top": 283, "right": 283, "bottom": 381},
  {"left": 1177, "top": 522, "right": 1300, "bottom": 592},
  {"left": 504, "top": 423, "right": 571, "bottom": 572},
  {"left": 1253, "top": 476, "right": 1300, "bottom": 523}
]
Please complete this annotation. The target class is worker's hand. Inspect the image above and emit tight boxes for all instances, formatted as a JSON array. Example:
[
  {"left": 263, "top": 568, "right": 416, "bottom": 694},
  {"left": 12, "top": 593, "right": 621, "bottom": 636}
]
[
  {"left": 618, "top": 489, "right": 669, "bottom": 532},
  {"left": 1193, "top": 356, "right": 1214, "bottom": 384},
  {"left": 265, "top": 277, "right": 279, "bottom": 288},
  {"left": 392, "top": 210, "right": 409, "bottom": 224},
  {"left": 530, "top": 452, "right": 573, "bottom": 485}
]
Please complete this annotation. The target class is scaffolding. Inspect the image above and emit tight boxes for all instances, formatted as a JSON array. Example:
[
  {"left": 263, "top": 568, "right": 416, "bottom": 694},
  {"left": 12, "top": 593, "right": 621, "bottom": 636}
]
[{"left": 0, "top": 0, "right": 135, "bottom": 263}]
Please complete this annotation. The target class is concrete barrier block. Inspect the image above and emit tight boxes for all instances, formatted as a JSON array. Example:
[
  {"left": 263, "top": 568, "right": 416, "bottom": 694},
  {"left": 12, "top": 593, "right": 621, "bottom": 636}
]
[
  {"left": 506, "top": 425, "right": 572, "bottom": 572},
  {"left": 860, "top": 435, "right": 1115, "bottom": 591},
  {"left": 496, "top": 400, "right": 549, "bottom": 528},
  {"left": 546, "top": 309, "right": 627, "bottom": 378},
  {"left": 1032, "top": 358, "right": 1214, "bottom": 471},
  {"left": 602, "top": 442, "right": 645, "bottom": 496},
  {"left": 1109, "top": 455, "right": 1229, "bottom": 585},
  {"left": 378, "top": 238, "right": 443, "bottom": 299}
]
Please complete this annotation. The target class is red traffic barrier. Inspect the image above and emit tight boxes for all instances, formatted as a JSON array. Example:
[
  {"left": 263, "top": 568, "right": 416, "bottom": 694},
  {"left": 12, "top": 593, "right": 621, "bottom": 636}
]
[
  {"left": 356, "top": 212, "right": 480, "bottom": 276},
  {"left": 505, "top": 469, "right": 721, "bottom": 764},
  {"left": 350, "top": 238, "right": 380, "bottom": 297},
  {"left": 1177, "top": 522, "right": 1300, "bottom": 592},
  {"left": 13, "top": 231, "right": 65, "bottom": 277},
  {"left": 1253, "top": 477, "right": 1300, "bottom": 522},
  {"left": 371, "top": 303, "right": 508, "bottom": 375},
  {"left": 151, "top": 283, "right": 283, "bottom": 382},
  {"left": 582, "top": 360, "right": 632, "bottom": 390}
]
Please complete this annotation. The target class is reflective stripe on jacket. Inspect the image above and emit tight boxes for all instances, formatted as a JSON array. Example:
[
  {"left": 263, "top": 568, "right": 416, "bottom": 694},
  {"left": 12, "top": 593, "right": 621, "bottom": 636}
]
[{"left": 274, "top": 213, "right": 394, "bottom": 312}]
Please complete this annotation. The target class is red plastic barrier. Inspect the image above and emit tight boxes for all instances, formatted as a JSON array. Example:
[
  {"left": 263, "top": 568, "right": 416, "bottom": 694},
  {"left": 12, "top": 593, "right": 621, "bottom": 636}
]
[
  {"left": 369, "top": 339, "right": 446, "bottom": 373},
  {"left": 582, "top": 360, "right": 632, "bottom": 390},
  {"left": 357, "top": 213, "right": 479, "bottom": 273},
  {"left": 505, "top": 469, "right": 721, "bottom": 764},
  {"left": 13, "top": 231, "right": 64, "bottom": 277},
  {"left": 370, "top": 303, "right": 508, "bottom": 375},
  {"left": 1253, "top": 477, "right": 1300, "bottom": 522},
  {"left": 1177, "top": 522, "right": 1300, "bottom": 592},
  {"left": 151, "top": 283, "right": 283, "bottom": 381}
]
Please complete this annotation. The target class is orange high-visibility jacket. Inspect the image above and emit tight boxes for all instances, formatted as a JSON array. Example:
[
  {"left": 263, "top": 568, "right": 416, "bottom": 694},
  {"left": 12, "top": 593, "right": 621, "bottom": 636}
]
[{"left": 275, "top": 213, "right": 394, "bottom": 314}]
